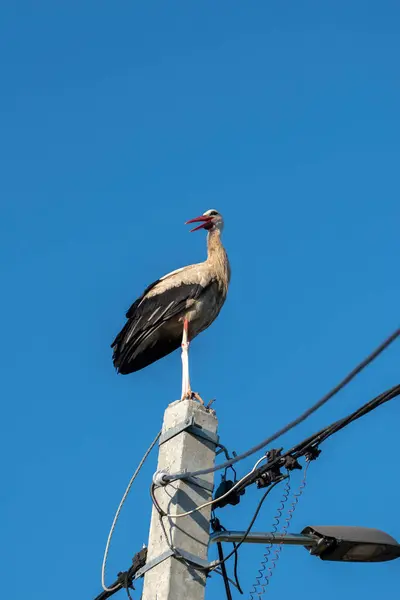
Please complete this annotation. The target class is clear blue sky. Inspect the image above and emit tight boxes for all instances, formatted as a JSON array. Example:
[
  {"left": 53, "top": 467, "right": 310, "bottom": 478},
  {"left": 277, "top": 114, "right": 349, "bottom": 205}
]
[{"left": 1, "top": 2, "right": 399, "bottom": 599}]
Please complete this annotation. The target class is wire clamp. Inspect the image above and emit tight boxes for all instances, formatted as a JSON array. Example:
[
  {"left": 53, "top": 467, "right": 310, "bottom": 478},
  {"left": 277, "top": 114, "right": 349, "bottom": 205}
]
[
  {"left": 213, "top": 479, "right": 245, "bottom": 508},
  {"left": 256, "top": 448, "right": 284, "bottom": 488},
  {"left": 158, "top": 414, "right": 219, "bottom": 447},
  {"left": 304, "top": 446, "right": 321, "bottom": 462},
  {"left": 283, "top": 455, "right": 302, "bottom": 471}
]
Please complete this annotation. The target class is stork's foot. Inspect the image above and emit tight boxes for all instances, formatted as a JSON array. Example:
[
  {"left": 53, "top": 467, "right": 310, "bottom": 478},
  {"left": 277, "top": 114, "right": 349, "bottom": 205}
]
[
  {"left": 191, "top": 391, "right": 204, "bottom": 405},
  {"left": 180, "top": 385, "right": 193, "bottom": 401},
  {"left": 180, "top": 389, "right": 204, "bottom": 404}
]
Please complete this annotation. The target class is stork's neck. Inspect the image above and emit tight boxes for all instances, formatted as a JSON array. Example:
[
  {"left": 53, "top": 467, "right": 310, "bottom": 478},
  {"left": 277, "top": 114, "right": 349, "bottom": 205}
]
[
  {"left": 206, "top": 228, "right": 230, "bottom": 283},
  {"left": 207, "top": 228, "right": 223, "bottom": 257}
]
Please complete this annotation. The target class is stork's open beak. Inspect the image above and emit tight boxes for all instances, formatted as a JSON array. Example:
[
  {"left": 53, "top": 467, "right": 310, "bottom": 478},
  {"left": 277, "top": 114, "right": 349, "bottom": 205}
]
[{"left": 185, "top": 215, "right": 213, "bottom": 232}]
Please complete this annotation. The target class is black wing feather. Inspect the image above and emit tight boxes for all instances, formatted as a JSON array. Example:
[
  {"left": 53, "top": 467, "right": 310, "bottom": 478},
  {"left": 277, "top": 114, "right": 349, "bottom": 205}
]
[
  {"left": 111, "top": 282, "right": 205, "bottom": 374},
  {"left": 125, "top": 278, "right": 160, "bottom": 318}
]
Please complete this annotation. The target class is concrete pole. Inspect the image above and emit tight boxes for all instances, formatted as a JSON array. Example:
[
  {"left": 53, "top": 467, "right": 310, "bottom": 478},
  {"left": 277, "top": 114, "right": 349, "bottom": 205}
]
[{"left": 141, "top": 398, "right": 218, "bottom": 600}]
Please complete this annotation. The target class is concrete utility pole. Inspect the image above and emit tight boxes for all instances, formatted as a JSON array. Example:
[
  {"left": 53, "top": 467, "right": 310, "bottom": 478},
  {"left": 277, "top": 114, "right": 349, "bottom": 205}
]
[{"left": 141, "top": 398, "right": 218, "bottom": 600}]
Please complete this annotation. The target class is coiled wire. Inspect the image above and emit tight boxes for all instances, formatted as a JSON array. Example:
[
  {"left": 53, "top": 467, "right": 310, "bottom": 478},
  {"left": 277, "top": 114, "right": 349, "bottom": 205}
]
[
  {"left": 249, "top": 477, "right": 291, "bottom": 599},
  {"left": 249, "top": 462, "right": 310, "bottom": 599}
]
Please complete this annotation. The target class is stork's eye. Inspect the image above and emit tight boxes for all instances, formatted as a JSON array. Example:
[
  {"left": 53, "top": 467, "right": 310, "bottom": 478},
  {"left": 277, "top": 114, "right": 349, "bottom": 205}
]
[{"left": 208, "top": 210, "right": 219, "bottom": 216}]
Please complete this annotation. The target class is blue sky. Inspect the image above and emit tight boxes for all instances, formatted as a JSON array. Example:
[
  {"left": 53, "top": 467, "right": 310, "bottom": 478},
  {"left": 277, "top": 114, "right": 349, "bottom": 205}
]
[{"left": 1, "top": 1, "right": 399, "bottom": 599}]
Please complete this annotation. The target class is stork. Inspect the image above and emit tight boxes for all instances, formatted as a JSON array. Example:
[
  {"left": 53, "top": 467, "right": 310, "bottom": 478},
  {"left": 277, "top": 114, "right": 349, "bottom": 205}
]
[{"left": 111, "top": 209, "right": 230, "bottom": 401}]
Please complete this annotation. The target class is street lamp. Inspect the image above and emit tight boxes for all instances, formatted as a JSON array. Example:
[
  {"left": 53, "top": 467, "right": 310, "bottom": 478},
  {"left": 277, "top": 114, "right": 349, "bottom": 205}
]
[
  {"left": 302, "top": 526, "right": 400, "bottom": 563},
  {"left": 210, "top": 526, "right": 400, "bottom": 563}
]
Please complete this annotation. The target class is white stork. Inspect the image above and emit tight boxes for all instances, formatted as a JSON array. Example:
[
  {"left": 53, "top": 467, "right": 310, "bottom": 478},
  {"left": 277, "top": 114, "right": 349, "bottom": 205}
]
[{"left": 111, "top": 209, "right": 230, "bottom": 401}]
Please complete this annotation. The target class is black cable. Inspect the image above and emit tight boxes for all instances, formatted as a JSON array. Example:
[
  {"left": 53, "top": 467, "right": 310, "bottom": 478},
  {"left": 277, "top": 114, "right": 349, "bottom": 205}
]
[
  {"left": 163, "top": 327, "right": 400, "bottom": 483},
  {"left": 93, "top": 548, "right": 147, "bottom": 600},
  {"left": 98, "top": 378, "right": 399, "bottom": 600},
  {"left": 232, "top": 542, "right": 243, "bottom": 594},
  {"left": 96, "top": 477, "right": 287, "bottom": 599},
  {"left": 212, "top": 518, "right": 243, "bottom": 595},
  {"left": 127, "top": 384, "right": 398, "bottom": 599},
  {"left": 291, "top": 383, "right": 400, "bottom": 458},
  {"left": 151, "top": 476, "right": 285, "bottom": 575},
  {"left": 94, "top": 587, "right": 120, "bottom": 600},
  {"left": 240, "top": 383, "right": 400, "bottom": 492},
  {"left": 213, "top": 569, "right": 242, "bottom": 590},
  {"left": 217, "top": 541, "right": 233, "bottom": 600},
  {"left": 123, "top": 578, "right": 133, "bottom": 600},
  {"left": 208, "top": 477, "right": 287, "bottom": 571}
]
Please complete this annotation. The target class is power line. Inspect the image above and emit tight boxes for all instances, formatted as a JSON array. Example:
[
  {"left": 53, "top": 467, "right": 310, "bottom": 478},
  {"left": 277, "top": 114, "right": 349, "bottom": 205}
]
[
  {"left": 152, "top": 382, "right": 400, "bottom": 532},
  {"left": 162, "top": 327, "right": 400, "bottom": 483},
  {"left": 152, "top": 454, "right": 271, "bottom": 519},
  {"left": 96, "top": 330, "right": 399, "bottom": 599},
  {"left": 241, "top": 383, "right": 400, "bottom": 492},
  {"left": 290, "top": 383, "right": 400, "bottom": 459},
  {"left": 94, "top": 382, "right": 399, "bottom": 599},
  {"left": 206, "top": 383, "right": 399, "bottom": 596},
  {"left": 219, "top": 384, "right": 400, "bottom": 595},
  {"left": 101, "top": 431, "right": 161, "bottom": 592}
]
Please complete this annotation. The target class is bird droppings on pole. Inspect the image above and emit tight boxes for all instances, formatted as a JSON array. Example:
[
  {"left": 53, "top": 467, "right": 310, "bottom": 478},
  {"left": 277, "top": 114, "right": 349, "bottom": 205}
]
[
  {"left": 141, "top": 398, "right": 218, "bottom": 600},
  {"left": 111, "top": 209, "right": 230, "bottom": 401}
]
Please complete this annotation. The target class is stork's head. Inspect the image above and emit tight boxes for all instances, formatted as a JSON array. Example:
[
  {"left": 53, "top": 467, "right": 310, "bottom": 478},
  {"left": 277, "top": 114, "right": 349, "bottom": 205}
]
[{"left": 186, "top": 209, "right": 224, "bottom": 233}]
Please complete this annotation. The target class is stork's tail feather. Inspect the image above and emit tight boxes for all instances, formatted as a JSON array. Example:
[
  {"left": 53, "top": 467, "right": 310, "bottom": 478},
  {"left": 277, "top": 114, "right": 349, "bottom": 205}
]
[{"left": 111, "top": 321, "right": 132, "bottom": 372}]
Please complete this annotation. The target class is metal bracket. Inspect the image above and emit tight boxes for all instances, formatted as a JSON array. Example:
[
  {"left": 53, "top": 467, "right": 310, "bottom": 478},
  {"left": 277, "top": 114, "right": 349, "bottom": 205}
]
[
  {"left": 177, "top": 548, "right": 211, "bottom": 569},
  {"left": 159, "top": 415, "right": 219, "bottom": 447},
  {"left": 152, "top": 470, "right": 214, "bottom": 492},
  {"left": 134, "top": 548, "right": 174, "bottom": 579},
  {"left": 134, "top": 547, "right": 211, "bottom": 579}
]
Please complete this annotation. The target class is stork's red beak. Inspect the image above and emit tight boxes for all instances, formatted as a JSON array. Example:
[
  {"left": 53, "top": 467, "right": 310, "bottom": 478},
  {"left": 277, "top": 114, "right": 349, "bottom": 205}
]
[{"left": 185, "top": 215, "right": 213, "bottom": 232}]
